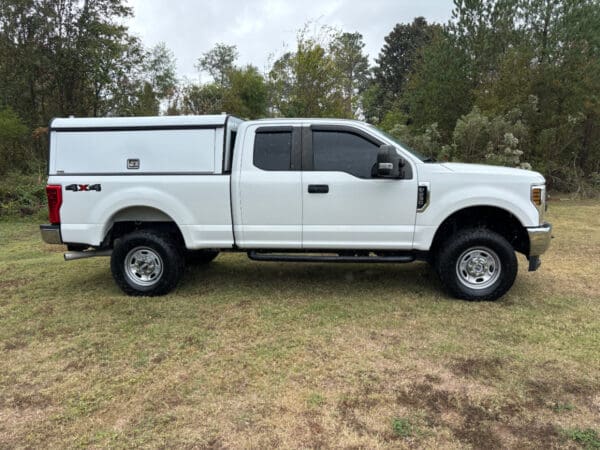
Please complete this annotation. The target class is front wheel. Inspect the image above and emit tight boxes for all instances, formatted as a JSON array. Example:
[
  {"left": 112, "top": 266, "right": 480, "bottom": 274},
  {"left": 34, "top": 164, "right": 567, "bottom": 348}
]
[
  {"left": 435, "top": 228, "right": 517, "bottom": 301},
  {"left": 111, "top": 230, "right": 185, "bottom": 296}
]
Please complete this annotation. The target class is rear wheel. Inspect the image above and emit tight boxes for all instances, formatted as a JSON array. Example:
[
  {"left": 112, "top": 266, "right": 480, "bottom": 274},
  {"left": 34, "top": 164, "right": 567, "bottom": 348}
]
[
  {"left": 111, "top": 230, "right": 185, "bottom": 296},
  {"left": 435, "top": 228, "right": 517, "bottom": 301}
]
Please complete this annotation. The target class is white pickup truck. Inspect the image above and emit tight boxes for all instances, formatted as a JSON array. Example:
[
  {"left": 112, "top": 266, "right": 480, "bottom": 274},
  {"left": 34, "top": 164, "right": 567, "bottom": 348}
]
[{"left": 40, "top": 114, "right": 552, "bottom": 300}]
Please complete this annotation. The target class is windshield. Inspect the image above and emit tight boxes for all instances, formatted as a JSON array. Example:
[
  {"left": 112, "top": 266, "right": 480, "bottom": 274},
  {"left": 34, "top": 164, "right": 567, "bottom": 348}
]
[{"left": 366, "top": 124, "right": 432, "bottom": 162}]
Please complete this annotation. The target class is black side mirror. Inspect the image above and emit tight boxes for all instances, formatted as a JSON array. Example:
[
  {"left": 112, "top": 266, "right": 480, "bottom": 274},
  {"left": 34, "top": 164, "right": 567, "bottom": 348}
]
[{"left": 376, "top": 144, "right": 404, "bottom": 178}]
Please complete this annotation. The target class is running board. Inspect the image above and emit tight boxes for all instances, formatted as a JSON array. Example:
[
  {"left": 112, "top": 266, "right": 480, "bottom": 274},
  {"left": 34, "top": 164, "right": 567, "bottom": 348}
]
[{"left": 247, "top": 251, "right": 415, "bottom": 263}]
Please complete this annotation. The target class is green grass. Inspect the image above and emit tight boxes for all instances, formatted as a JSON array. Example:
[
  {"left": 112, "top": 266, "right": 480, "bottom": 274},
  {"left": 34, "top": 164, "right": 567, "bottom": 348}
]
[
  {"left": 1, "top": 200, "right": 599, "bottom": 448},
  {"left": 392, "top": 417, "right": 414, "bottom": 437},
  {"left": 564, "top": 428, "right": 600, "bottom": 449}
]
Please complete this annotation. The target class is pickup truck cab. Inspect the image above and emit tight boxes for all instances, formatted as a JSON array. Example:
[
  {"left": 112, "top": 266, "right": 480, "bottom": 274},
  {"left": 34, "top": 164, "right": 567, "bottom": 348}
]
[{"left": 41, "top": 114, "right": 552, "bottom": 300}]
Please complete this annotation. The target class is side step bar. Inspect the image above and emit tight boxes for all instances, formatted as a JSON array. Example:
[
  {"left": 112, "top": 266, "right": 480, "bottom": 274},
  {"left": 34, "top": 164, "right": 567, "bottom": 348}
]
[{"left": 247, "top": 251, "right": 415, "bottom": 263}]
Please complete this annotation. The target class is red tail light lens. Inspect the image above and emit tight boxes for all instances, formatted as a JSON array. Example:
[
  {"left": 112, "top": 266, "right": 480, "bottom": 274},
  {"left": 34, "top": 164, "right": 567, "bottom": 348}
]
[{"left": 46, "top": 185, "right": 62, "bottom": 224}]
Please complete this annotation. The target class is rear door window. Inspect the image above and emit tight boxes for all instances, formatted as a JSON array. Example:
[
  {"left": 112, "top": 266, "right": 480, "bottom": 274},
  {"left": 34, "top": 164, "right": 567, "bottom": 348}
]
[{"left": 253, "top": 131, "right": 292, "bottom": 171}]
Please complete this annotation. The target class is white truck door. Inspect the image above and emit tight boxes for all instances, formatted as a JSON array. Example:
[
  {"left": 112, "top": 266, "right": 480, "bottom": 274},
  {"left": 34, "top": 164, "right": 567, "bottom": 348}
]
[
  {"left": 234, "top": 125, "right": 303, "bottom": 248},
  {"left": 301, "top": 125, "right": 418, "bottom": 249}
]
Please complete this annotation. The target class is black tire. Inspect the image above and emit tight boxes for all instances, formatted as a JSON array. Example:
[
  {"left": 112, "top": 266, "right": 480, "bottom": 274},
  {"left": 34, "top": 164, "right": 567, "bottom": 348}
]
[
  {"left": 185, "top": 249, "right": 219, "bottom": 265},
  {"left": 435, "top": 228, "right": 517, "bottom": 301},
  {"left": 111, "top": 230, "right": 185, "bottom": 296}
]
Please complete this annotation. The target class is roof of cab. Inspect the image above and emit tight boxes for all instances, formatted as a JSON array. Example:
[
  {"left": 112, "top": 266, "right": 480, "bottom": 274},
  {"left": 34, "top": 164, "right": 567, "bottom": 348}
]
[{"left": 50, "top": 114, "right": 238, "bottom": 129}]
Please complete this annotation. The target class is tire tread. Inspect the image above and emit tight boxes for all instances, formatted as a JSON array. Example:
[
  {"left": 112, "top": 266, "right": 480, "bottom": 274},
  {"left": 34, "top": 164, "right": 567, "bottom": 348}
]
[
  {"left": 111, "top": 230, "right": 185, "bottom": 296},
  {"left": 435, "top": 228, "right": 517, "bottom": 301}
]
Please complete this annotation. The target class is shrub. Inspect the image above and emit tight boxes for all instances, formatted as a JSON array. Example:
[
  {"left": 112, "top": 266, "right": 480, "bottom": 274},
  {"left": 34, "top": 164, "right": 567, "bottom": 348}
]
[
  {"left": 448, "top": 107, "right": 530, "bottom": 169},
  {"left": 0, "top": 107, "right": 30, "bottom": 175},
  {"left": 0, "top": 171, "right": 47, "bottom": 220}
]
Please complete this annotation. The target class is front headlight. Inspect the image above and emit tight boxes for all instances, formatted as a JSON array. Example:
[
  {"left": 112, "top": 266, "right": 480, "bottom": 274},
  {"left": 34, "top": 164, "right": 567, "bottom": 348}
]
[{"left": 531, "top": 184, "right": 546, "bottom": 224}]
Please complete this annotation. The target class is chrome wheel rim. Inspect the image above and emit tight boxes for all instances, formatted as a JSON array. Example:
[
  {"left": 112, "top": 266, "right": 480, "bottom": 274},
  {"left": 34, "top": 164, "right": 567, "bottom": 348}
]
[
  {"left": 456, "top": 246, "right": 501, "bottom": 290},
  {"left": 124, "top": 246, "right": 163, "bottom": 287}
]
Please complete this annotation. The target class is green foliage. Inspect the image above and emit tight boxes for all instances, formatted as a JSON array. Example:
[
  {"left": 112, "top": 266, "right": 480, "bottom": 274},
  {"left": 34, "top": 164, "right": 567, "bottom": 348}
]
[
  {"left": 329, "top": 32, "right": 370, "bottom": 117},
  {"left": 180, "top": 83, "right": 224, "bottom": 115},
  {"left": 449, "top": 0, "right": 521, "bottom": 87},
  {"left": 0, "top": 171, "right": 46, "bottom": 219},
  {"left": 0, "top": 107, "right": 30, "bottom": 175},
  {"left": 0, "top": 107, "right": 27, "bottom": 140},
  {"left": 183, "top": 44, "right": 267, "bottom": 119},
  {"left": 388, "top": 122, "right": 443, "bottom": 162},
  {"left": 196, "top": 43, "right": 238, "bottom": 86},
  {"left": 0, "top": 0, "right": 144, "bottom": 121},
  {"left": 368, "top": 17, "right": 439, "bottom": 121},
  {"left": 384, "top": 107, "right": 531, "bottom": 168},
  {"left": 382, "top": 0, "right": 600, "bottom": 193},
  {"left": 224, "top": 65, "right": 268, "bottom": 119},
  {"left": 551, "top": 402, "right": 574, "bottom": 413},
  {"left": 138, "top": 43, "right": 178, "bottom": 114},
  {"left": 269, "top": 26, "right": 348, "bottom": 118},
  {"left": 563, "top": 428, "right": 600, "bottom": 449},
  {"left": 1, "top": 1, "right": 600, "bottom": 199},
  {"left": 392, "top": 417, "right": 413, "bottom": 437},
  {"left": 450, "top": 0, "right": 600, "bottom": 192},
  {"left": 448, "top": 107, "right": 530, "bottom": 169},
  {"left": 132, "top": 82, "right": 160, "bottom": 116},
  {"left": 145, "top": 43, "right": 177, "bottom": 101},
  {"left": 401, "top": 30, "right": 473, "bottom": 137}
]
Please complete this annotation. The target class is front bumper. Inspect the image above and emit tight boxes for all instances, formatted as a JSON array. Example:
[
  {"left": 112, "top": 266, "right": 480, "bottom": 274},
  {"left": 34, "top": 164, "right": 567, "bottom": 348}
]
[
  {"left": 527, "top": 222, "right": 552, "bottom": 271},
  {"left": 40, "top": 224, "right": 62, "bottom": 244},
  {"left": 528, "top": 222, "right": 552, "bottom": 257}
]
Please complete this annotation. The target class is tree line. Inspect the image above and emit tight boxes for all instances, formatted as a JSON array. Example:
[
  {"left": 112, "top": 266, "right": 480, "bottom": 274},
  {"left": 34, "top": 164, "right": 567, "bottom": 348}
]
[{"left": 1, "top": 0, "right": 599, "bottom": 194}]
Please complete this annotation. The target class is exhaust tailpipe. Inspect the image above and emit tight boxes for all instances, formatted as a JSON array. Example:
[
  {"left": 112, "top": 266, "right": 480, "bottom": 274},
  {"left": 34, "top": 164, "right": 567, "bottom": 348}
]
[{"left": 64, "top": 249, "right": 112, "bottom": 261}]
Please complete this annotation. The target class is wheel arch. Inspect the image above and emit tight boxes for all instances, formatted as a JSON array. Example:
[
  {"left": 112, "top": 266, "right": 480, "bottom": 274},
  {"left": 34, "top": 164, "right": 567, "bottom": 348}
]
[
  {"left": 430, "top": 205, "right": 530, "bottom": 258},
  {"left": 102, "top": 205, "right": 187, "bottom": 248}
]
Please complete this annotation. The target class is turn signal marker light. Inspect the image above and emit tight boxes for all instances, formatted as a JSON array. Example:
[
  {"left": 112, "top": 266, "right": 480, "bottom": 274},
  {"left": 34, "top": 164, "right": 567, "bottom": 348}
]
[{"left": 531, "top": 187, "right": 543, "bottom": 206}]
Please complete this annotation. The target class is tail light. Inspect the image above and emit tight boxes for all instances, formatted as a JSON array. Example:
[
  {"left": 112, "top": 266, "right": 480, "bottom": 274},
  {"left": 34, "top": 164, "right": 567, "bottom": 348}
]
[{"left": 46, "top": 185, "right": 62, "bottom": 224}]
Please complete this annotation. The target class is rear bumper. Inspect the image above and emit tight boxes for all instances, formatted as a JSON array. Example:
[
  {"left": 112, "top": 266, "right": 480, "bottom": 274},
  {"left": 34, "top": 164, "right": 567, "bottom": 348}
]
[
  {"left": 528, "top": 222, "right": 552, "bottom": 257},
  {"left": 40, "top": 224, "right": 62, "bottom": 244}
]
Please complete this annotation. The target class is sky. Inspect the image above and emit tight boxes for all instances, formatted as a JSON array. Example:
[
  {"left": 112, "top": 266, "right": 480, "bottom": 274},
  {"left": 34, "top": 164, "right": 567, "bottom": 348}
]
[{"left": 127, "top": 0, "right": 454, "bottom": 82}]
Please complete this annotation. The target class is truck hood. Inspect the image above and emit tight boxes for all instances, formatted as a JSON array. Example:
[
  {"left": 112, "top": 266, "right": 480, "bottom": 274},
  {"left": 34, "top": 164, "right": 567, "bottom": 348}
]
[{"left": 439, "top": 162, "right": 545, "bottom": 183}]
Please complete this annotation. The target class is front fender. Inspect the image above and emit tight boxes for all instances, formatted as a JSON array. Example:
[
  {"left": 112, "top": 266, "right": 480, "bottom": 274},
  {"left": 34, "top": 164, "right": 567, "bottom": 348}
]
[{"left": 414, "top": 185, "right": 537, "bottom": 251}]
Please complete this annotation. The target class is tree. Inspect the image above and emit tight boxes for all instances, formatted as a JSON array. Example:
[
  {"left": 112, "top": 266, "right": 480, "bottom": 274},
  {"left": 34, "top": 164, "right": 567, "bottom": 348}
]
[
  {"left": 443, "top": 107, "right": 529, "bottom": 168},
  {"left": 455, "top": 0, "right": 600, "bottom": 190},
  {"left": 196, "top": 43, "right": 238, "bottom": 86},
  {"left": 329, "top": 32, "right": 370, "bottom": 117},
  {"left": 0, "top": 0, "right": 144, "bottom": 121},
  {"left": 189, "top": 44, "right": 267, "bottom": 118},
  {"left": 224, "top": 65, "right": 268, "bottom": 119},
  {"left": 401, "top": 30, "right": 473, "bottom": 136},
  {"left": 449, "top": 0, "right": 520, "bottom": 88},
  {"left": 269, "top": 26, "right": 348, "bottom": 117},
  {"left": 0, "top": 107, "right": 29, "bottom": 174},
  {"left": 367, "top": 17, "right": 439, "bottom": 120},
  {"left": 132, "top": 82, "right": 160, "bottom": 116},
  {"left": 180, "top": 83, "right": 223, "bottom": 115},
  {"left": 143, "top": 42, "right": 177, "bottom": 109}
]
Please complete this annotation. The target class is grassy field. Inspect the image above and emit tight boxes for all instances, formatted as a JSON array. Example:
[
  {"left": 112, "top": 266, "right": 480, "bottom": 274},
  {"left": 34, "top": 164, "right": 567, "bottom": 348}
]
[{"left": 1, "top": 201, "right": 599, "bottom": 449}]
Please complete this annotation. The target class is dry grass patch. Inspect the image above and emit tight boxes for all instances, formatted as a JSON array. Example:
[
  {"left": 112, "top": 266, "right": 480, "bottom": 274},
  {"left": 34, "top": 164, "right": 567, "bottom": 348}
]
[{"left": 0, "top": 200, "right": 599, "bottom": 448}]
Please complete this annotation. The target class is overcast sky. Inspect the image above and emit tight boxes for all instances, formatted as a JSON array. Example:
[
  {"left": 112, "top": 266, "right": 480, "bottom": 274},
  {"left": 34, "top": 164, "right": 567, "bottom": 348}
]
[{"left": 127, "top": 0, "right": 454, "bottom": 82}]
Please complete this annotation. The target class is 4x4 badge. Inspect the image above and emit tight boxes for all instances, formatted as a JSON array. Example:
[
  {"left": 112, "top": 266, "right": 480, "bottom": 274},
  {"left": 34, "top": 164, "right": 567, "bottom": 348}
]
[{"left": 65, "top": 184, "right": 101, "bottom": 192}]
